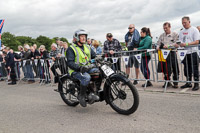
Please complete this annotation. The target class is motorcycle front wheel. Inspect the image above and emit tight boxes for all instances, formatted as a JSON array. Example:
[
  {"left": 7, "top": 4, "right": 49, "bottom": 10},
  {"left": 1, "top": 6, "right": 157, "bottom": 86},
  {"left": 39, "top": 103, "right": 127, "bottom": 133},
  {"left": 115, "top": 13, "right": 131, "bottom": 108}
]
[{"left": 107, "top": 78, "right": 139, "bottom": 115}]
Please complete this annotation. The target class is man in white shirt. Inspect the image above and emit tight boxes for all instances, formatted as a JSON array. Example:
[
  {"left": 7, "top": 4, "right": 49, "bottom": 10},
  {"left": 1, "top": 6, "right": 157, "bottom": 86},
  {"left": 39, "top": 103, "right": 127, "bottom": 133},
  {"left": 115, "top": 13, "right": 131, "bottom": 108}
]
[{"left": 179, "top": 16, "right": 200, "bottom": 91}]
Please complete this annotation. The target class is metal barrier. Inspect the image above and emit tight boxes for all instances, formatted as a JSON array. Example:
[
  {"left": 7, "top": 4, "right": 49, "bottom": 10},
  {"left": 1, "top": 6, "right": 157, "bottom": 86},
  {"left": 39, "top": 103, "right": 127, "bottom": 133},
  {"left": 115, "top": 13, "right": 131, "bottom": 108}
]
[
  {"left": 155, "top": 45, "right": 200, "bottom": 91},
  {"left": 103, "top": 50, "right": 156, "bottom": 88},
  {"left": 1, "top": 47, "right": 200, "bottom": 92}
]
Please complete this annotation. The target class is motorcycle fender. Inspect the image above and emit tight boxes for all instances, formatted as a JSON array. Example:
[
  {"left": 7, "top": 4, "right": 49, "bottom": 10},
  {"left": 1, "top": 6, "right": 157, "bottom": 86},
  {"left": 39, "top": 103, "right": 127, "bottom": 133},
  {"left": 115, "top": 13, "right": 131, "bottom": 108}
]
[
  {"left": 60, "top": 74, "right": 72, "bottom": 82},
  {"left": 103, "top": 74, "right": 130, "bottom": 104},
  {"left": 58, "top": 74, "right": 72, "bottom": 91}
]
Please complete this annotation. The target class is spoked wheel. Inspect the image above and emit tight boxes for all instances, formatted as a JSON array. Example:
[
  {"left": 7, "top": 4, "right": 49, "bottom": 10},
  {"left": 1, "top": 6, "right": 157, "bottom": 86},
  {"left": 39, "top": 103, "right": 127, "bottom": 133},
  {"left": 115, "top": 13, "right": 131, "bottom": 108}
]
[
  {"left": 107, "top": 79, "right": 139, "bottom": 115},
  {"left": 58, "top": 78, "right": 79, "bottom": 106}
]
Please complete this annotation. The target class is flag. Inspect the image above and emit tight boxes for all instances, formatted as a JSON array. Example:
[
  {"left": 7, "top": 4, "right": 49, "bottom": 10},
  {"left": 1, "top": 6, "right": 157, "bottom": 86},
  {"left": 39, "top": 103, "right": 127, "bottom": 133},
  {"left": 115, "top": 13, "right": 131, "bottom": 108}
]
[
  {"left": 0, "top": 19, "right": 5, "bottom": 50},
  {"left": 161, "top": 50, "right": 170, "bottom": 59}
]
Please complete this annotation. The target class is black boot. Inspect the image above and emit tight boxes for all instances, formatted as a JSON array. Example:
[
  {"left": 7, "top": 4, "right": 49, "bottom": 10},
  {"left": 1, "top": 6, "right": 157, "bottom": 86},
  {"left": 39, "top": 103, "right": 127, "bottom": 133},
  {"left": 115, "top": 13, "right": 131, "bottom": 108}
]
[
  {"left": 8, "top": 81, "right": 16, "bottom": 85},
  {"left": 180, "top": 83, "right": 192, "bottom": 89},
  {"left": 77, "top": 85, "right": 87, "bottom": 107},
  {"left": 192, "top": 83, "right": 199, "bottom": 91},
  {"left": 162, "top": 82, "right": 172, "bottom": 88},
  {"left": 142, "top": 81, "right": 153, "bottom": 87},
  {"left": 181, "top": 77, "right": 192, "bottom": 89}
]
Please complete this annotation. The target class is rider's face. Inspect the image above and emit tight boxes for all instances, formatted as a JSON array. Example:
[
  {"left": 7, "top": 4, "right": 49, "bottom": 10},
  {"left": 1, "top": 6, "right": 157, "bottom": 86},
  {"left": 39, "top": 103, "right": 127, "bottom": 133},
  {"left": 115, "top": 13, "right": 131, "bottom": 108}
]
[{"left": 79, "top": 35, "right": 86, "bottom": 44}]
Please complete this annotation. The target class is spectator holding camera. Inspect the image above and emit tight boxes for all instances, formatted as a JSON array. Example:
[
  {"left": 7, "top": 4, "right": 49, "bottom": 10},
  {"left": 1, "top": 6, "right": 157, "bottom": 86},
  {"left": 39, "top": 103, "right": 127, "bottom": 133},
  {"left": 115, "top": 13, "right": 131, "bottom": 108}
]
[{"left": 157, "top": 22, "right": 180, "bottom": 88}]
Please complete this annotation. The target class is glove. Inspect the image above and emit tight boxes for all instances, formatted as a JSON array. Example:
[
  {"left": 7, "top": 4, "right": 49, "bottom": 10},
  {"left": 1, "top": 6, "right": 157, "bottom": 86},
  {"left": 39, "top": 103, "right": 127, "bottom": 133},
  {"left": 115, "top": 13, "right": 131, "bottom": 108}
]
[{"left": 80, "top": 66, "right": 89, "bottom": 73}]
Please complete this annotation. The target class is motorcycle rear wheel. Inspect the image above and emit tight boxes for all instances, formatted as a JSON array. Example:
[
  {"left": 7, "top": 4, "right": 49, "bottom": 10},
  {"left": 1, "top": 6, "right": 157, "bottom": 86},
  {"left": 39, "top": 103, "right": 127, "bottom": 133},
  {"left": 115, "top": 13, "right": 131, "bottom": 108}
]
[{"left": 58, "top": 77, "right": 79, "bottom": 106}]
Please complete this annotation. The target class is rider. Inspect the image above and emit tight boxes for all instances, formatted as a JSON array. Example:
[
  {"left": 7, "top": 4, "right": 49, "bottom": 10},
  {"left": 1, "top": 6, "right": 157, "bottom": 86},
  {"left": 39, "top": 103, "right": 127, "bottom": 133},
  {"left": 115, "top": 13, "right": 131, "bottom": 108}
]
[{"left": 66, "top": 29, "right": 99, "bottom": 107}]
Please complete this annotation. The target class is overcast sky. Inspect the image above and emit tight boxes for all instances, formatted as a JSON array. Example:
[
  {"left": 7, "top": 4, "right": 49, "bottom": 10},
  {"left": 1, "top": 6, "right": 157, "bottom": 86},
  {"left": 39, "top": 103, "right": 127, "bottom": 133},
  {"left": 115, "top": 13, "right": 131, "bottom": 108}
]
[{"left": 0, "top": 0, "right": 200, "bottom": 43}]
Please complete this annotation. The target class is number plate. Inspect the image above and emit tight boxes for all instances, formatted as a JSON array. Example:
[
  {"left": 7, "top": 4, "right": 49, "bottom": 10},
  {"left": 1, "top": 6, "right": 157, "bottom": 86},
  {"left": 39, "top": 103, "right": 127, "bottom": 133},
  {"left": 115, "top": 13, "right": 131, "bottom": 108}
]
[{"left": 101, "top": 65, "right": 114, "bottom": 77}]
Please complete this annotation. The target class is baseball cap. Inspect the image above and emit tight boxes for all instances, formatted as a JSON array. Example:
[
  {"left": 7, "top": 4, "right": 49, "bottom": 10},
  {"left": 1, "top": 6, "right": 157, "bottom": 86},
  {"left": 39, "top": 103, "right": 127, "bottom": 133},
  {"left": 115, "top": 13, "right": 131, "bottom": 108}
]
[{"left": 106, "top": 33, "right": 113, "bottom": 38}]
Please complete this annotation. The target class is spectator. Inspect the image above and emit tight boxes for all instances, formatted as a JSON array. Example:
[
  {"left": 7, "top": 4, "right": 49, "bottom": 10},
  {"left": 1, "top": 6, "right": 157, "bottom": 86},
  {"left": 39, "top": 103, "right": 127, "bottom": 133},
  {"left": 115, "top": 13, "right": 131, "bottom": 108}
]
[
  {"left": 87, "top": 38, "right": 92, "bottom": 46},
  {"left": 50, "top": 43, "right": 61, "bottom": 83},
  {"left": 33, "top": 44, "right": 37, "bottom": 50},
  {"left": 13, "top": 50, "right": 21, "bottom": 80},
  {"left": 3, "top": 47, "right": 16, "bottom": 85},
  {"left": 30, "top": 46, "right": 40, "bottom": 78},
  {"left": 60, "top": 42, "right": 68, "bottom": 57},
  {"left": 59, "top": 42, "right": 68, "bottom": 74},
  {"left": 92, "top": 40, "right": 102, "bottom": 55},
  {"left": 135, "top": 27, "right": 153, "bottom": 87},
  {"left": 103, "top": 33, "right": 122, "bottom": 72},
  {"left": 179, "top": 16, "right": 200, "bottom": 91},
  {"left": 157, "top": 22, "right": 180, "bottom": 88},
  {"left": 18, "top": 45, "right": 26, "bottom": 79},
  {"left": 125, "top": 24, "right": 140, "bottom": 85},
  {"left": 0, "top": 51, "right": 7, "bottom": 80},
  {"left": 39, "top": 45, "right": 50, "bottom": 83},
  {"left": 56, "top": 38, "right": 61, "bottom": 46},
  {"left": 197, "top": 26, "right": 200, "bottom": 50},
  {"left": 23, "top": 44, "right": 35, "bottom": 83},
  {"left": 197, "top": 26, "right": 200, "bottom": 32}
]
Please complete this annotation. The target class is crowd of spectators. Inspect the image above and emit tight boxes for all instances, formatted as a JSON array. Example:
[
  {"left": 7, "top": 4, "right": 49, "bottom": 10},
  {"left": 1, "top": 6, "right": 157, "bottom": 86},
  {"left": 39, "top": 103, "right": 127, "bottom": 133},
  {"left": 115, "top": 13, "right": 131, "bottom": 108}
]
[{"left": 0, "top": 16, "right": 200, "bottom": 91}]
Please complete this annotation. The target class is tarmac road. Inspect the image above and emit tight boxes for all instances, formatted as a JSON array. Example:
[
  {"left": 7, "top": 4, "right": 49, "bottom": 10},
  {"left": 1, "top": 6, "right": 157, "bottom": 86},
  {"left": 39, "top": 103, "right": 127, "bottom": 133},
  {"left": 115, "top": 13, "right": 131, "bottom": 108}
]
[{"left": 0, "top": 81, "right": 200, "bottom": 133}]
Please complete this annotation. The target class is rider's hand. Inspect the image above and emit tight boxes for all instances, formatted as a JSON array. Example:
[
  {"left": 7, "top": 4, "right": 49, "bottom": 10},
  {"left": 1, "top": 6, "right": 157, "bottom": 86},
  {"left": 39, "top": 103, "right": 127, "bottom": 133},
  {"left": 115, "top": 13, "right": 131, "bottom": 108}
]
[{"left": 80, "top": 66, "right": 89, "bottom": 73}]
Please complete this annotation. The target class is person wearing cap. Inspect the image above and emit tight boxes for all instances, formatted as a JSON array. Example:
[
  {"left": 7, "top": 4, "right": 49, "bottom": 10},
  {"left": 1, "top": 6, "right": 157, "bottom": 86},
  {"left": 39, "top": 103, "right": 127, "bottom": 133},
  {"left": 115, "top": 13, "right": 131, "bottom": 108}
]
[
  {"left": 125, "top": 24, "right": 140, "bottom": 85},
  {"left": 103, "top": 33, "right": 122, "bottom": 72},
  {"left": 66, "top": 29, "right": 99, "bottom": 107}
]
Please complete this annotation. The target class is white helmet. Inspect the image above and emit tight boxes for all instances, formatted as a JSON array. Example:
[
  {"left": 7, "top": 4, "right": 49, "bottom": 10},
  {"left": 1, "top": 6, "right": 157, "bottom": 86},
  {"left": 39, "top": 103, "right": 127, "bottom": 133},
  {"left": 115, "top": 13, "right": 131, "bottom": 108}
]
[{"left": 73, "top": 29, "right": 88, "bottom": 42}]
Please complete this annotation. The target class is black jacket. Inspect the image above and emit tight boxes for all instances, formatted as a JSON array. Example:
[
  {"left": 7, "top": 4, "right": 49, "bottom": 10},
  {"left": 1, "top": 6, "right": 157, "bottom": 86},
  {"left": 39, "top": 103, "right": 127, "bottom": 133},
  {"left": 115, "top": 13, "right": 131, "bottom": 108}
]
[
  {"left": 23, "top": 50, "right": 32, "bottom": 65},
  {"left": 5, "top": 52, "right": 15, "bottom": 68},
  {"left": 40, "top": 50, "right": 49, "bottom": 59},
  {"left": 31, "top": 49, "right": 40, "bottom": 59},
  {"left": 66, "top": 43, "right": 96, "bottom": 72}
]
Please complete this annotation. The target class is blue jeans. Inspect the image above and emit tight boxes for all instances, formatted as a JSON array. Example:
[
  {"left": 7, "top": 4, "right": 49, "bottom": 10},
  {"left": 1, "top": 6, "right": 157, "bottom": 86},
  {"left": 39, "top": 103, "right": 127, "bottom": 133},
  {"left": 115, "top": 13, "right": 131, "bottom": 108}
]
[
  {"left": 26, "top": 64, "right": 34, "bottom": 81},
  {"left": 72, "top": 68, "right": 99, "bottom": 86}
]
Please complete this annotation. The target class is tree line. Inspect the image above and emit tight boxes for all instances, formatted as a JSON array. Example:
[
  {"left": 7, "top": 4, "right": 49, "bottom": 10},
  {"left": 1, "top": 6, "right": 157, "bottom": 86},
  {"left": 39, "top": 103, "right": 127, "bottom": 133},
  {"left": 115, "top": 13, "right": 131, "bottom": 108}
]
[
  {"left": 1, "top": 32, "right": 69, "bottom": 51},
  {"left": 1, "top": 32, "right": 126, "bottom": 51}
]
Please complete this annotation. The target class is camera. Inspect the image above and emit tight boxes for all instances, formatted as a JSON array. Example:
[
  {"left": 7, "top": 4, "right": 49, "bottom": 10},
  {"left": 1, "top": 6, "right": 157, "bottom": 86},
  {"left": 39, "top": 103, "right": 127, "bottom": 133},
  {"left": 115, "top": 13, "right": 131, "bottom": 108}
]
[{"left": 176, "top": 41, "right": 181, "bottom": 44}]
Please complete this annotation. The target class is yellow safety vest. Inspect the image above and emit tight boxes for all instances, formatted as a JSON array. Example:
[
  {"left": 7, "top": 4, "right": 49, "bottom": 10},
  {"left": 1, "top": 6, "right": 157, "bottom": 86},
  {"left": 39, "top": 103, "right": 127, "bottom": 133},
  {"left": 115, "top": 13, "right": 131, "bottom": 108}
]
[{"left": 69, "top": 43, "right": 91, "bottom": 75}]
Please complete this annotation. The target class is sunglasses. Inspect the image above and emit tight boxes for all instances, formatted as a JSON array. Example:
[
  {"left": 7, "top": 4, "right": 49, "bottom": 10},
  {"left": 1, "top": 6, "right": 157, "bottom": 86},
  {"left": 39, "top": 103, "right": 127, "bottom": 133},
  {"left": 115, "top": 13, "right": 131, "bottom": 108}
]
[{"left": 128, "top": 27, "right": 134, "bottom": 29}]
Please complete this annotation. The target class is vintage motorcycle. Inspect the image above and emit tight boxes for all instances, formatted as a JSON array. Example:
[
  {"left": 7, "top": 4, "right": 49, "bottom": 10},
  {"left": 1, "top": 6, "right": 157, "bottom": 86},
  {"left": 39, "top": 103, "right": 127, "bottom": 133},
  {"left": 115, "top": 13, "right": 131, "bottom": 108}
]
[{"left": 57, "top": 57, "right": 139, "bottom": 115}]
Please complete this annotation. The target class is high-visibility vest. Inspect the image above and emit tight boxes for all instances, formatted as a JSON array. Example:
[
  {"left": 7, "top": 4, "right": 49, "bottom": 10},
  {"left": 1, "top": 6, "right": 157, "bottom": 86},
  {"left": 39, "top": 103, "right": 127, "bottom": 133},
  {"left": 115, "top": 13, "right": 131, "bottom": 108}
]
[{"left": 68, "top": 43, "right": 91, "bottom": 75}]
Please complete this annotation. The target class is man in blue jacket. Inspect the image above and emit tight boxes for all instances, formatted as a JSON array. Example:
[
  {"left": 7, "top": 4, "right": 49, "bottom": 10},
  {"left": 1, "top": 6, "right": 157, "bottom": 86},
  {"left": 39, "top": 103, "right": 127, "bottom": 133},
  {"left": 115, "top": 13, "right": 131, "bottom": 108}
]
[{"left": 125, "top": 24, "right": 140, "bottom": 85}]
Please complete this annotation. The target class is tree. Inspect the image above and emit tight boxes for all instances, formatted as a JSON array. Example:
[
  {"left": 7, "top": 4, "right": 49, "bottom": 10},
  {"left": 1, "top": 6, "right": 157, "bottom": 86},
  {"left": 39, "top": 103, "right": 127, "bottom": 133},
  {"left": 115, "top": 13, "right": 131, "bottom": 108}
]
[
  {"left": 15, "top": 36, "right": 37, "bottom": 46},
  {"left": 1, "top": 32, "right": 21, "bottom": 51},
  {"left": 36, "top": 35, "right": 52, "bottom": 51}
]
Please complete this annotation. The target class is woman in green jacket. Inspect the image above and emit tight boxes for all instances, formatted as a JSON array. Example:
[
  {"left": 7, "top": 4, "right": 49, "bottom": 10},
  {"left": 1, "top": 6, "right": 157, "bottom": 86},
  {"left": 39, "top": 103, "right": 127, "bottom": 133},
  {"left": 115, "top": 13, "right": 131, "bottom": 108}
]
[{"left": 135, "top": 27, "right": 153, "bottom": 87}]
